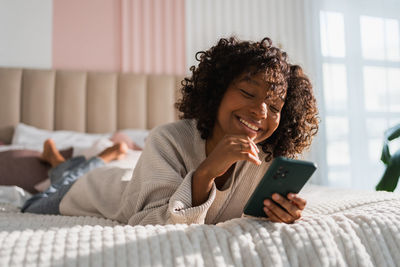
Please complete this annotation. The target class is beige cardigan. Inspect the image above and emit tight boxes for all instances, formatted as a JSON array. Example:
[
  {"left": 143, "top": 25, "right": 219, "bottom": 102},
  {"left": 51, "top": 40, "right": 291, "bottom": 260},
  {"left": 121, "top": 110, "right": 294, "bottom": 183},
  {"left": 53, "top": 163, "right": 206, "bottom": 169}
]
[{"left": 60, "top": 119, "right": 271, "bottom": 225}]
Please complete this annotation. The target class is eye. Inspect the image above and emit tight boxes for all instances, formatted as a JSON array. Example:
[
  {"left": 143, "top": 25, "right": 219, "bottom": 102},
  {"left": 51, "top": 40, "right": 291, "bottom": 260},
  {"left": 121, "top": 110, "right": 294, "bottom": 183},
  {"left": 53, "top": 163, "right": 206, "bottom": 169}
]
[
  {"left": 240, "top": 89, "right": 254, "bottom": 98},
  {"left": 269, "top": 106, "right": 280, "bottom": 113}
]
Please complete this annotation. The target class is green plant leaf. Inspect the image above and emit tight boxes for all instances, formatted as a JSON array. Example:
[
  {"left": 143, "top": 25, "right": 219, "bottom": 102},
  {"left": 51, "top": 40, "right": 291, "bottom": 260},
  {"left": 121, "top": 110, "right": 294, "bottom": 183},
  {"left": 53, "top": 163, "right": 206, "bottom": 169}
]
[
  {"left": 376, "top": 149, "right": 400, "bottom": 192},
  {"left": 387, "top": 123, "right": 400, "bottom": 141},
  {"left": 380, "top": 140, "right": 391, "bottom": 165}
]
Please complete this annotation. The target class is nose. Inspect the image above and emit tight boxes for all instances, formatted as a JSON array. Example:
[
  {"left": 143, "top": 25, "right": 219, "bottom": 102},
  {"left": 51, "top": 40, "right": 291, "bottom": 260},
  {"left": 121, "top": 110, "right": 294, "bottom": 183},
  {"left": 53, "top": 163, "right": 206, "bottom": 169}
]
[{"left": 250, "top": 101, "right": 267, "bottom": 119}]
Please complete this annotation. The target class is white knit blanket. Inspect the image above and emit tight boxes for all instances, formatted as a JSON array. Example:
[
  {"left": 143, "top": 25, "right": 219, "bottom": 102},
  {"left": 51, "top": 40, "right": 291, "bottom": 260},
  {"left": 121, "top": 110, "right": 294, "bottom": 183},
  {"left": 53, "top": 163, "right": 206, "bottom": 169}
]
[{"left": 1, "top": 185, "right": 400, "bottom": 267}]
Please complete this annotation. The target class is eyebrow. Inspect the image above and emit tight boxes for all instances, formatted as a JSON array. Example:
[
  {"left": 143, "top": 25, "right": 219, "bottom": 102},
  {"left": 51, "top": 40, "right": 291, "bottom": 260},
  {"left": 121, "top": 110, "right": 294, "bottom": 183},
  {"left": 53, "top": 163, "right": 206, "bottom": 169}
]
[
  {"left": 238, "top": 75, "right": 287, "bottom": 101},
  {"left": 238, "top": 76, "right": 261, "bottom": 86}
]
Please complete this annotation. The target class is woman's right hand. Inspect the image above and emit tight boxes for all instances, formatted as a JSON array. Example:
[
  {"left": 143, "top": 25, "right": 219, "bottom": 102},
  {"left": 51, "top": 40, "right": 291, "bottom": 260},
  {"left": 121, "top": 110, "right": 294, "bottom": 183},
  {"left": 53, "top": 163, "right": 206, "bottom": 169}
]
[{"left": 196, "top": 135, "right": 262, "bottom": 181}]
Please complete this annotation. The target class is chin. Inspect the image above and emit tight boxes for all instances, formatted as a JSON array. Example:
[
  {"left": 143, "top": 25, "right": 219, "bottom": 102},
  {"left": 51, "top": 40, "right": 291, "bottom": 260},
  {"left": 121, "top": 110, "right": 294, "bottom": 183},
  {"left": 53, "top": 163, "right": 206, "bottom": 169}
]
[{"left": 255, "top": 133, "right": 271, "bottom": 144}]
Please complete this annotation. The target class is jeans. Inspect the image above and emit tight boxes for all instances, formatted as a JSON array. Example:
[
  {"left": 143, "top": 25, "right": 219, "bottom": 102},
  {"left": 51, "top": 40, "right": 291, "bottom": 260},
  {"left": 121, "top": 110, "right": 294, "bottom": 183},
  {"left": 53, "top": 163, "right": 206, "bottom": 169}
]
[{"left": 21, "top": 156, "right": 105, "bottom": 214}]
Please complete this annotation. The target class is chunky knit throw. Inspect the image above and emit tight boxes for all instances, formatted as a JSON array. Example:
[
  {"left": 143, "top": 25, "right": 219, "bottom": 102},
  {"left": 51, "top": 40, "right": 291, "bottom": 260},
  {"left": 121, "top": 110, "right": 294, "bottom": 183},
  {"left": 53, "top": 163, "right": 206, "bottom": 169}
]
[{"left": 1, "top": 185, "right": 399, "bottom": 267}]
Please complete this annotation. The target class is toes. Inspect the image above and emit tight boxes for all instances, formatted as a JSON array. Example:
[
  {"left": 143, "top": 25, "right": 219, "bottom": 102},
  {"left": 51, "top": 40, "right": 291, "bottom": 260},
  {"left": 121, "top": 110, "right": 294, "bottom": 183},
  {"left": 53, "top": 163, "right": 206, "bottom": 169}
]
[{"left": 44, "top": 138, "right": 55, "bottom": 147}]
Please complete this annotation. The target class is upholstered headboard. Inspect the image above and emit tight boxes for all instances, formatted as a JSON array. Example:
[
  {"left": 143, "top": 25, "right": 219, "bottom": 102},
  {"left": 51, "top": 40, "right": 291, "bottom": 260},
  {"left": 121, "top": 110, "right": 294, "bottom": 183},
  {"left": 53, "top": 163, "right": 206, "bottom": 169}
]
[{"left": 0, "top": 67, "right": 184, "bottom": 144}]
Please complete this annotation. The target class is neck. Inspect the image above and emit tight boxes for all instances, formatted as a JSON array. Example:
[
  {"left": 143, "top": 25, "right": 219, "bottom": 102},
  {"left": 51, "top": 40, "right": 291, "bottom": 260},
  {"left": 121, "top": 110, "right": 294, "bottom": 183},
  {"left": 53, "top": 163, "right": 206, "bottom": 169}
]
[
  {"left": 206, "top": 125, "right": 224, "bottom": 156},
  {"left": 205, "top": 137, "right": 217, "bottom": 157}
]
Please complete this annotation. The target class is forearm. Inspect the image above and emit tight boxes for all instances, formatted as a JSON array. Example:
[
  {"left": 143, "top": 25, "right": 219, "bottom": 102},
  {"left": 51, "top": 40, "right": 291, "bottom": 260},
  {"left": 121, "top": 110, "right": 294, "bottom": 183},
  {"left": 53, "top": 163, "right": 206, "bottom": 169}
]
[{"left": 192, "top": 167, "right": 215, "bottom": 207}]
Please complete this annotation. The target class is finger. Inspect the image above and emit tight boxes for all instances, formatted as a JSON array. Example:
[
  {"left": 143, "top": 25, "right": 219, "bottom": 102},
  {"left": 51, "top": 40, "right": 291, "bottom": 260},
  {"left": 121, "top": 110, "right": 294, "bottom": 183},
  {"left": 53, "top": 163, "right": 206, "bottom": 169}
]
[
  {"left": 235, "top": 135, "right": 260, "bottom": 154},
  {"left": 272, "top": 193, "right": 302, "bottom": 219},
  {"left": 287, "top": 193, "right": 307, "bottom": 210},
  {"left": 263, "top": 207, "right": 284, "bottom": 223},
  {"left": 241, "top": 151, "right": 262, "bottom": 165},
  {"left": 228, "top": 136, "right": 260, "bottom": 163},
  {"left": 264, "top": 205, "right": 296, "bottom": 223},
  {"left": 264, "top": 199, "right": 296, "bottom": 224},
  {"left": 239, "top": 139, "right": 259, "bottom": 158},
  {"left": 239, "top": 142, "right": 259, "bottom": 160},
  {"left": 246, "top": 136, "right": 260, "bottom": 153}
]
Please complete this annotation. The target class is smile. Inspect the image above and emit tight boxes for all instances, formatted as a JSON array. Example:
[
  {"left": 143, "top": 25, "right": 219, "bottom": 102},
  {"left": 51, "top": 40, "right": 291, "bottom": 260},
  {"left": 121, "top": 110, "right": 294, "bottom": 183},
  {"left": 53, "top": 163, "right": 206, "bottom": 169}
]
[{"left": 239, "top": 118, "right": 259, "bottom": 131}]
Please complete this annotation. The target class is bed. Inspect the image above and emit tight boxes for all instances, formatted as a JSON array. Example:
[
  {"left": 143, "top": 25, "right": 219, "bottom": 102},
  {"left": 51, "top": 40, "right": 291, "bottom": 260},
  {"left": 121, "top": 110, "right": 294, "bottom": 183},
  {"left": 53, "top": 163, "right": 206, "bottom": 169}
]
[{"left": 1, "top": 67, "right": 400, "bottom": 267}]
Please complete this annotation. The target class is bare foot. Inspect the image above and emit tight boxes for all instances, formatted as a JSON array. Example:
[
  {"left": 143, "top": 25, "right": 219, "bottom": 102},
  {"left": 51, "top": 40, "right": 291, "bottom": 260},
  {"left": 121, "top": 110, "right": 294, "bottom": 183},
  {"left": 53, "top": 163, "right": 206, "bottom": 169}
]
[
  {"left": 41, "top": 139, "right": 66, "bottom": 167},
  {"left": 98, "top": 142, "right": 128, "bottom": 163}
]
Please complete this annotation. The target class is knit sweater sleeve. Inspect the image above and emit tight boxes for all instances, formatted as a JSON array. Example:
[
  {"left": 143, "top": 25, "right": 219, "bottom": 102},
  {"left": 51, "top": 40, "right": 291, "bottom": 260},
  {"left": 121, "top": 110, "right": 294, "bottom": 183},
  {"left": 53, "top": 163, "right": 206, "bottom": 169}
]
[{"left": 124, "top": 125, "right": 217, "bottom": 226}]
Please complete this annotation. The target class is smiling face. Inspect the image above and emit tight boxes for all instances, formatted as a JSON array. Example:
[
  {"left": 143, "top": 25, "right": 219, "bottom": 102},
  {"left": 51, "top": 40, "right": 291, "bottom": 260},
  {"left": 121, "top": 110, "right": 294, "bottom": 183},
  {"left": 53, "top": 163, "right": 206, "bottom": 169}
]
[{"left": 210, "top": 71, "right": 287, "bottom": 146}]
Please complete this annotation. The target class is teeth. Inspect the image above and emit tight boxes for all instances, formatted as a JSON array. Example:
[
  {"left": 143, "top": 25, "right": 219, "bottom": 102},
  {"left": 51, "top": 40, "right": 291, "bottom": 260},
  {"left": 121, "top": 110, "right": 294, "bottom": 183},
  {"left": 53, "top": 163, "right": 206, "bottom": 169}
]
[{"left": 239, "top": 118, "right": 259, "bottom": 131}]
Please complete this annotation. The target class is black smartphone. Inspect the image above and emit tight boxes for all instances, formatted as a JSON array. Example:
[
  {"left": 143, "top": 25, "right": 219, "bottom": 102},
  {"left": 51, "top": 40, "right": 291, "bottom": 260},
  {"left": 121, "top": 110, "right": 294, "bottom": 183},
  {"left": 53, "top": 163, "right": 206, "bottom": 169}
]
[{"left": 243, "top": 156, "right": 317, "bottom": 218}]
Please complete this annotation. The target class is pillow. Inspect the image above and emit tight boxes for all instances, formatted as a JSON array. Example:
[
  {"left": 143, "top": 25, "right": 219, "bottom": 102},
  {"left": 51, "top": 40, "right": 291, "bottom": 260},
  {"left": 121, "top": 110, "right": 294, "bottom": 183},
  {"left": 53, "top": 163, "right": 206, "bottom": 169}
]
[
  {"left": 73, "top": 138, "right": 114, "bottom": 158},
  {"left": 12, "top": 123, "right": 110, "bottom": 151},
  {"left": 110, "top": 131, "right": 143, "bottom": 150},
  {"left": 0, "top": 148, "right": 72, "bottom": 194},
  {"left": 73, "top": 132, "right": 143, "bottom": 159},
  {"left": 12, "top": 123, "right": 149, "bottom": 151},
  {"left": 119, "top": 129, "right": 149, "bottom": 149}
]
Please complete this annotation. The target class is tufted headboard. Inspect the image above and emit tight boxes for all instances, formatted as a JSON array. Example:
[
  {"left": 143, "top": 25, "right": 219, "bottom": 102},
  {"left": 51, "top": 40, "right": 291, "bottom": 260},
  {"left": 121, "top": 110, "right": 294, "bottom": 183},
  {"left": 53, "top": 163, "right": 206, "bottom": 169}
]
[{"left": 0, "top": 67, "right": 184, "bottom": 144}]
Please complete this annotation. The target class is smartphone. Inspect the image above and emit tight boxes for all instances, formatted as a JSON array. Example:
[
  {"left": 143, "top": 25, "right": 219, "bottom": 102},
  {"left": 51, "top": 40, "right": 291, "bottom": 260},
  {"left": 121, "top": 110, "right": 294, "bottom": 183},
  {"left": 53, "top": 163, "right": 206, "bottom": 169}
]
[{"left": 243, "top": 156, "right": 317, "bottom": 218}]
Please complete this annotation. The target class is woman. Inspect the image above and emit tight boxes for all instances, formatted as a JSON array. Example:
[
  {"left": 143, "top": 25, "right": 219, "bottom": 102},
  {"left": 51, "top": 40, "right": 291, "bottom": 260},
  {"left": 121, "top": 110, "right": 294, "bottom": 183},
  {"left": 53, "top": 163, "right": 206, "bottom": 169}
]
[{"left": 23, "top": 37, "right": 319, "bottom": 225}]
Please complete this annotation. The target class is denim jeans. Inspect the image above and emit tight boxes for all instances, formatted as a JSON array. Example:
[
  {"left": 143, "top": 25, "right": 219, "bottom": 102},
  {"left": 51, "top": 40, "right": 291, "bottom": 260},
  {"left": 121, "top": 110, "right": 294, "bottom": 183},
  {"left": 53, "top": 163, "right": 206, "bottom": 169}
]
[{"left": 21, "top": 156, "right": 105, "bottom": 214}]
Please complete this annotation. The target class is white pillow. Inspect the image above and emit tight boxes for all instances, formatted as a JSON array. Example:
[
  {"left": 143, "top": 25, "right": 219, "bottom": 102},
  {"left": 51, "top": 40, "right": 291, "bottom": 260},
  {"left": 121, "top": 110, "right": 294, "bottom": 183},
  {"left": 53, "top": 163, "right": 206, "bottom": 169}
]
[
  {"left": 72, "top": 137, "right": 114, "bottom": 158},
  {"left": 11, "top": 123, "right": 150, "bottom": 152},
  {"left": 119, "top": 129, "right": 149, "bottom": 149},
  {"left": 12, "top": 123, "right": 110, "bottom": 151}
]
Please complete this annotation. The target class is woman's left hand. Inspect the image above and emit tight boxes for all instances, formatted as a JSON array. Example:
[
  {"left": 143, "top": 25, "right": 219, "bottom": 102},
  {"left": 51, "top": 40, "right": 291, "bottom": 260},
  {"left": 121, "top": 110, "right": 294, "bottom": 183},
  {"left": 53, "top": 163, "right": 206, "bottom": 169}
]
[{"left": 263, "top": 193, "right": 306, "bottom": 224}]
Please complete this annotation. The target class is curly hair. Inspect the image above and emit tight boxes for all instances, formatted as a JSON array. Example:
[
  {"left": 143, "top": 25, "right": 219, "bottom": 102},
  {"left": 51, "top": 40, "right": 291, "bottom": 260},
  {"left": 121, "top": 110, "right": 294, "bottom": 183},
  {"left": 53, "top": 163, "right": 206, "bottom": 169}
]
[{"left": 175, "top": 36, "right": 319, "bottom": 161}]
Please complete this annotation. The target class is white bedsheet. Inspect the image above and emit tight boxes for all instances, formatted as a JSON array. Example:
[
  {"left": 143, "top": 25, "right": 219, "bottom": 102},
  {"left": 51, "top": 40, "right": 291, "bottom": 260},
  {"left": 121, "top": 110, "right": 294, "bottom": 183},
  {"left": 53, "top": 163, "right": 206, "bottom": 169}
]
[
  {"left": 1, "top": 185, "right": 399, "bottom": 267},
  {"left": 0, "top": 186, "right": 31, "bottom": 208}
]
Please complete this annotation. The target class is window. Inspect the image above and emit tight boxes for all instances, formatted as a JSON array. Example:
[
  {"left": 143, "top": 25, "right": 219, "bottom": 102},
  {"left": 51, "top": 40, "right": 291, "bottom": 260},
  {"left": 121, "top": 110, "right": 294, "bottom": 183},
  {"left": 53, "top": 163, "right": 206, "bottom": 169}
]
[{"left": 319, "top": 7, "right": 400, "bottom": 190}]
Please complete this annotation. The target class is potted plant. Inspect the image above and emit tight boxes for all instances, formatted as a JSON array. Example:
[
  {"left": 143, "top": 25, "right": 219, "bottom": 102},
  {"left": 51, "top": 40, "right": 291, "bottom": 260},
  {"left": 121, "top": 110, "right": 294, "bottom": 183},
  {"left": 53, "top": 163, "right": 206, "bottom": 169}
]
[{"left": 376, "top": 123, "right": 400, "bottom": 192}]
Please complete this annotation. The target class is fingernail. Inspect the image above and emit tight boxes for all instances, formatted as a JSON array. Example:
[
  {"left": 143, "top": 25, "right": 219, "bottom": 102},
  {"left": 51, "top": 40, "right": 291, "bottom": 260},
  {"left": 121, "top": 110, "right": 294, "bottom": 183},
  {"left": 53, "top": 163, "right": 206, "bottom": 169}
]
[
  {"left": 265, "top": 200, "right": 271, "bottom": 206},
  {"left": 272, "top": 194, "right": 279, "bottom": 201}
]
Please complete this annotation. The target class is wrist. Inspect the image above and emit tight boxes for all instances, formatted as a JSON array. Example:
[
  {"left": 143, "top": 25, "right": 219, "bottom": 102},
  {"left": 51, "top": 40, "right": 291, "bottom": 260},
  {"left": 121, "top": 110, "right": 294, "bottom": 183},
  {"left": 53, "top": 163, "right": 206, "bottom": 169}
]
[
  {"left": 194, "top": 164, "right": 215, "bottom": 184},
  {"left": 192, "top": 167, "right": 215, "bottom": 207}
]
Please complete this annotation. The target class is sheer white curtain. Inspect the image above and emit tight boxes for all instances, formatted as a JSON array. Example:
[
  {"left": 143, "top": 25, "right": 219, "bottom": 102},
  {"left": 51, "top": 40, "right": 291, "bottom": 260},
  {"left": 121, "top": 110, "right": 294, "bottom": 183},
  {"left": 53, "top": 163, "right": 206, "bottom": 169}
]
[
  {"left": 185, "top": 0, "right": 311, "bottom": 73},
  {"left": 306, "top": 0, "right": 400, "bottom": 190}
]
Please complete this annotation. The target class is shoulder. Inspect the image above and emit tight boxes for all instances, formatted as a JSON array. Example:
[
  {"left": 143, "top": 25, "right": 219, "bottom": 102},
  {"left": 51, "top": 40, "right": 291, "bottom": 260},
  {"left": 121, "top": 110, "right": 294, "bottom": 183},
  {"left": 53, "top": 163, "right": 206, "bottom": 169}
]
[
  {"left": 139, "top": 119, "right": 203, "bottom": 169},
  {"left": 148, "top": 119, "right": 198, "bottom": 143}
]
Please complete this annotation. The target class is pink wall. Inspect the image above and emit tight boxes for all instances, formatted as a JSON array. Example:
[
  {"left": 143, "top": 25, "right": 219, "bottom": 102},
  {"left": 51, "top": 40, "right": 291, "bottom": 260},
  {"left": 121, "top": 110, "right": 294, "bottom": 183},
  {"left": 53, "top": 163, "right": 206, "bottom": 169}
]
[
  {"left": 53, "top": 0, "right": 121, "bottom": 72},
  {"left": 53, "top": 0, "right": 185, "bottom": 74}
]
